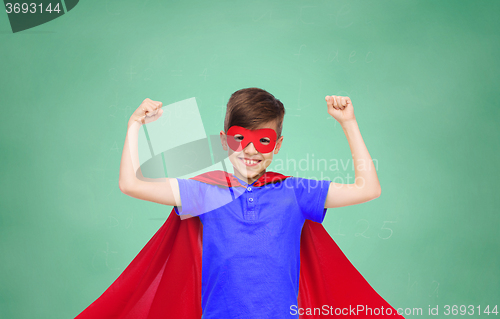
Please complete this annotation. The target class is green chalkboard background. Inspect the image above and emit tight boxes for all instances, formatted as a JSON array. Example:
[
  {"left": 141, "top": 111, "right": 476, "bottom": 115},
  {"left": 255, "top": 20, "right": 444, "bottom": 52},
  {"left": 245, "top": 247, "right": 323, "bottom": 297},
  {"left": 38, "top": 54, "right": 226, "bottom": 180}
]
[{"left": 1, "top": 1, "right": 499, "bottom": 318}]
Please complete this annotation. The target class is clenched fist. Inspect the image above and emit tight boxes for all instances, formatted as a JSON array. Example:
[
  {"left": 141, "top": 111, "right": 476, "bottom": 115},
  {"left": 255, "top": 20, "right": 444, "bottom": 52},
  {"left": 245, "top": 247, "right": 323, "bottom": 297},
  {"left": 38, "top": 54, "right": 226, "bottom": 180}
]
[
  {"left": 129, "top": 98, "right": 164, "bottom": 125},
  {"left": 325, "top": 95, "right": 355, "bottom": 125}
]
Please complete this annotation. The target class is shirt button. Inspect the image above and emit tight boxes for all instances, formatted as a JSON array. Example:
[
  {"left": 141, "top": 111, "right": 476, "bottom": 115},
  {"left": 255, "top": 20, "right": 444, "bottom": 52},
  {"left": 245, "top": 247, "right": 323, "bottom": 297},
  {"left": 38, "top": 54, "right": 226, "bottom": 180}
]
[
  {"left": 248, "top": 198, "right": 254, "bottom": 202},
  {"left": 247, "top": 187, "right": 252, "bottom": 192}
]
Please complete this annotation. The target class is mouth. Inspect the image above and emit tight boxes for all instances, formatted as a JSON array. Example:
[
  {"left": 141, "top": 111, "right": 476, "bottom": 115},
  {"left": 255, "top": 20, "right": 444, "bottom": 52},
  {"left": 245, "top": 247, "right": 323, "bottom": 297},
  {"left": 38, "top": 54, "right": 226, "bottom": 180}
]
[{"left": 238, "top": 157, "right": 262, "bottom": 167}]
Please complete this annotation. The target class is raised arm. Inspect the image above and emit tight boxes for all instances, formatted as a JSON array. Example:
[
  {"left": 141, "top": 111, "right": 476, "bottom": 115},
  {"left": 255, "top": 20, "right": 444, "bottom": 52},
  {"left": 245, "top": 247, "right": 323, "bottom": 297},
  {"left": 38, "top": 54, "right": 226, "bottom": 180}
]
[
  {"left": 118, "top": 98, "right": 181, "bottom": 207},
  {"left": 323, "top": 95, "right": 381, "bottom": 209}
]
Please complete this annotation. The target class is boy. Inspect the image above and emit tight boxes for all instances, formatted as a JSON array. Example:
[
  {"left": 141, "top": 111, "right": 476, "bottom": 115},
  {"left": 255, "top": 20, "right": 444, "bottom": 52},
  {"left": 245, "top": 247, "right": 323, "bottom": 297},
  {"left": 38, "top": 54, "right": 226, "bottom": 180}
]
[{"left": 76, "top": 88, "right": 402, "bottom": 319}]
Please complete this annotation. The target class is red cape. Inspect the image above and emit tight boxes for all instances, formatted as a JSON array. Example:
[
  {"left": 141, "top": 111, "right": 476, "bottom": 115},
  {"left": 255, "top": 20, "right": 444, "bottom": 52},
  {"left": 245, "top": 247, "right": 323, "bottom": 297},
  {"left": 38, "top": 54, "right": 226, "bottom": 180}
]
[{"left": 74, "top": 171, "right": 404, "bottom": 318}]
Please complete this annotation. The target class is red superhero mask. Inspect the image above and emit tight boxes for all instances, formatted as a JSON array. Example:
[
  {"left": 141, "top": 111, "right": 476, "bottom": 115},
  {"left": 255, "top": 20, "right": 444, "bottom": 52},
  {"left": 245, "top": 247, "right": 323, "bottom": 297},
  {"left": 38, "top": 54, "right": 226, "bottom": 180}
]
[{"left": 226, "top": 125, "right": 278, "bottom": 154}]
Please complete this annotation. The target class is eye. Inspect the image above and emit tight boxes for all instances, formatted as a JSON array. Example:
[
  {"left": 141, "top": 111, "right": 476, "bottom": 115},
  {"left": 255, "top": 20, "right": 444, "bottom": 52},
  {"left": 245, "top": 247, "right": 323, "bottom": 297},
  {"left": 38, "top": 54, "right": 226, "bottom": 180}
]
[
  {"left": 259, "top": 138, "right": 271, "bottom": 145},
  {"left": 234, "top": 134, "right": 244, "bottom": 141}
]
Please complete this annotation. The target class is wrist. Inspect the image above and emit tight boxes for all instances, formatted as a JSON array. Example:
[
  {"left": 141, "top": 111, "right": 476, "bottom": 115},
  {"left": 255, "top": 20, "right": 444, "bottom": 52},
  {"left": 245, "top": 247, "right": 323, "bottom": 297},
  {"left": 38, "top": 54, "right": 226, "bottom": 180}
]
[
  {"left": 340, "top": 118, "right": 358, "bottom": 129},
  {"left": 128, "top": 118, "right": 143, "bottom": 130}
]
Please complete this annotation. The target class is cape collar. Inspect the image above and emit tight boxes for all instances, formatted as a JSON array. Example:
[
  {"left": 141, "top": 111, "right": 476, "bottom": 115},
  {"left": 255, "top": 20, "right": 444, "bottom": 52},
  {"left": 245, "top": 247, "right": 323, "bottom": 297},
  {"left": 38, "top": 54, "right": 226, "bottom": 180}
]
[{"left": 189, "top": 170, "right": 290, "bottom": 188}]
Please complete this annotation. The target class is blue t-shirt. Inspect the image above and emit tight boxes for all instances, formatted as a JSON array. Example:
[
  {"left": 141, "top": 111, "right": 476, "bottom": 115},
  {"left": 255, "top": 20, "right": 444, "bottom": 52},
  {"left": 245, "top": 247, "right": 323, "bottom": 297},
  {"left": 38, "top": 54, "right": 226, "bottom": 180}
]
[{"left": 174, "top": 175, "right": 331, "bottom": 319}]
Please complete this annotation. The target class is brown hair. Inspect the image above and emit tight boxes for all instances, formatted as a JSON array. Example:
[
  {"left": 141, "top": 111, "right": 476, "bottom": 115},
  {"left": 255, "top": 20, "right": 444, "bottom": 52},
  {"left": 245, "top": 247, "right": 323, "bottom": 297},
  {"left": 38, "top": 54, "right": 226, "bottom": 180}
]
[{"left": 224, "top": 87, "right": 285, "bottom": 137}]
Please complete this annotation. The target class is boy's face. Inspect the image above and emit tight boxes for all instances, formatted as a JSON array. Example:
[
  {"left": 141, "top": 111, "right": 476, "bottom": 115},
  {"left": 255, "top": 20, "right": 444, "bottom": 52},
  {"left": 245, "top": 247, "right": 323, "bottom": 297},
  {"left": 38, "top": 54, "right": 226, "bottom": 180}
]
[{"left": 220, "top": 120, "right": 284, "bottom": 183}]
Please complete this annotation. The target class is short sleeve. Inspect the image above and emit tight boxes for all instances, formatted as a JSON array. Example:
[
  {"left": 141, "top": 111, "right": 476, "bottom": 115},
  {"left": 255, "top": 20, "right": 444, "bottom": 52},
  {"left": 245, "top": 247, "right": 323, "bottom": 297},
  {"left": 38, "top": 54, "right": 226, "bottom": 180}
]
[
  {"left": 290, "top": 177, "right": 331, "bottom": 223},
  {"left": 173, "top": 179, "right": 208, "bottom": 217},
  {"left": 174, "top": 178, "right": 234, "bottom": 218}
]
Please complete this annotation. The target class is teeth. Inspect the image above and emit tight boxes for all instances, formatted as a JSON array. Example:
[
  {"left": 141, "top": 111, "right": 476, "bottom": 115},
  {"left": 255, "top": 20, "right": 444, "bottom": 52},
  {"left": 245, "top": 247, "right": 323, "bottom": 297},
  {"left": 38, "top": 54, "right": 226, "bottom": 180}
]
[{"left": 243, "top": 159, "right": 259, "bottom": 165}]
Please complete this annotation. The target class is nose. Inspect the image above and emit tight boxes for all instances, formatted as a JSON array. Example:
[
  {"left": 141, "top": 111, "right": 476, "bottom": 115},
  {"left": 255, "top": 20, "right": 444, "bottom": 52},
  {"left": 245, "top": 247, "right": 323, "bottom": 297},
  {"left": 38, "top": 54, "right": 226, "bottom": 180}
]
[{"left": 243, "top": 142, "right": 259, "bottom": 155}]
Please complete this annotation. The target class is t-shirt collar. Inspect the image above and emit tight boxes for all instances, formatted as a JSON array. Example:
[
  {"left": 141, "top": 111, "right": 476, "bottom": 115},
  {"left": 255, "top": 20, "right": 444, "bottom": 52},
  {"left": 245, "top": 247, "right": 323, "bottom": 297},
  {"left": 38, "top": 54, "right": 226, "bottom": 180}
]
[{"left": 232, "top": 174, "right": 258, "bottom": 187}]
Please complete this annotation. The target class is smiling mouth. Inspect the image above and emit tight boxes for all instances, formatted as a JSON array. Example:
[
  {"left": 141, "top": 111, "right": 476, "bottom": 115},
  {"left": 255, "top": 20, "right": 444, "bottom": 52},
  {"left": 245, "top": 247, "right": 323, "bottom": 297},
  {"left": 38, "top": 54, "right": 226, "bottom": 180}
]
[{"left": 238, "top": 157, "right": 262, "bottom": 166}]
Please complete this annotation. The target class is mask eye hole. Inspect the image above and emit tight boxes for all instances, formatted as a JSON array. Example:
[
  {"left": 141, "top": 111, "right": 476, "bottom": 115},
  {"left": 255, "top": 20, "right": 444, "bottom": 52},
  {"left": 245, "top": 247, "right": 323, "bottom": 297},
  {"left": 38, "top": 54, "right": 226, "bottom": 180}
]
[
  {"left": 259, "top": 137, "right": 271, "bottom": 145},
  {"left": 234, "top": 134, "right": 244, "bottom": 142}
]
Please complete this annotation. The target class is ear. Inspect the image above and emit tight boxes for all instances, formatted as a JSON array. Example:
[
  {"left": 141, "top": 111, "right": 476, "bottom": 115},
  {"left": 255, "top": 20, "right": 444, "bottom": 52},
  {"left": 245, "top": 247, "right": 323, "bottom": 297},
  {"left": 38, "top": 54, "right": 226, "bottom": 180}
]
[
  {"left": 220, "top": 130, "right": 228, "bottom": 151},
  {"left": 274, "top": 136, "right": 284, "bottom": 154}
]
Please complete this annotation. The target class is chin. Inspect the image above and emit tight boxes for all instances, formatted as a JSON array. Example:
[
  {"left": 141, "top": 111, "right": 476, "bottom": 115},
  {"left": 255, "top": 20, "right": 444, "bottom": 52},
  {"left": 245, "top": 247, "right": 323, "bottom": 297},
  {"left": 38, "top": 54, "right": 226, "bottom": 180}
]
[
  {"left": 237, "top": 165, "right": 263, "bottom": 176},
  {"left": 231, "top": 162, "right": 264, "bottom": 178}
]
